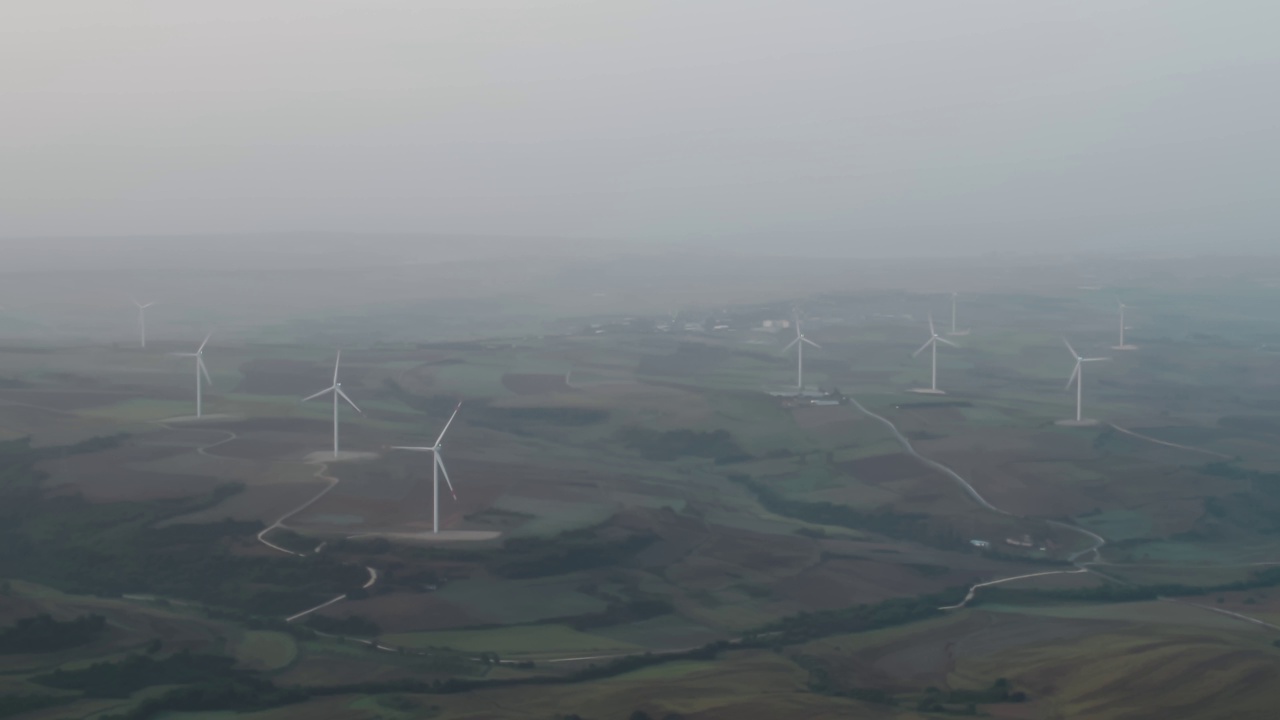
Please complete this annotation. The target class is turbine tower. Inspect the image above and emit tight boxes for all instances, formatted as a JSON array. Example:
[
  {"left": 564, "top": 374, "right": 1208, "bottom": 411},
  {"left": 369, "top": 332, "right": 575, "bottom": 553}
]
[
  {"left": 132, "top": 299, "right": 155, "bottom": 348},
  {"left": 910, "top": 315, "right": 958, "bottom": 394},
  {"left": 1112, "top": 301, "right": 1136, "bottom": 350},
  {"left": 1061, "top": 337, "right": 1109, "bottom": 425},
  {"left": 391, "top": 402, "right": 463, "bottom": 534},
  {"left": 172, "top": 332, "right": 212, "bottom": 418},
  {"left": 782, "top": 316, "right": 821, "bottom": 390},
  {"left": 302, "top": 351, "right": 364, "bottom": 457}
]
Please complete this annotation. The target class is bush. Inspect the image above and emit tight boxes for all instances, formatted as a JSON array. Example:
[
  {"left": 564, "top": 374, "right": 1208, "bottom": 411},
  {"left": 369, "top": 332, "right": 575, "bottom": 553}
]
[
  {"left": 619, "top": 428, "right": 748, "bottom": 463},
  {"left": 33, "top": 651, "right": 241, "bottom": 698},
  {"left": 304, "top": 614, "right": 381, "bottom": 637},
  {"left": 0, "top": 614, "right": 106, "bottom": 654}
]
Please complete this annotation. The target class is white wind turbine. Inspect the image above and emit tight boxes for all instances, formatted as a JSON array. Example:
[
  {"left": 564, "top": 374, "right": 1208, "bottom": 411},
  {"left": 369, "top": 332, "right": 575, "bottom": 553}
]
[
  {"left": 302, "top": 351, "right": 364, "bottom": 458},
  {"left": 172, "top": 332, "right": 212, "bottom": 418},
  {"left": 1060, "top": 337, "right": 1109, "bottom": 426},
  {"left": 947, "top": 292, "right": 970, "bottom": 336},
  {"left": 390, "top": 402, "right": 463, "bottom": 534},
  {"left": 132, "top": 298, "right": 155, "bottom": 348},
  {"left": 1112, "top": 301, "right": 1137, "bottom": 350},
  {"left": 782, "top": 316, "right": 820, "bottom": 390},
  {"left": 910, "top": 315, "right": 958, "bottom": 394}
]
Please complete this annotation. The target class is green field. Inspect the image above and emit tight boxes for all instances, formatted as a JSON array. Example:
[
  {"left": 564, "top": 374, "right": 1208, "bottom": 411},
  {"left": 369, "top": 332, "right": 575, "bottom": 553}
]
[
  {"left": 5, "top": 259, "right": 1280, "bottom": 718},
  {"left": 382, "top": 624, "right": 640, "bottom": 657},
  {"left": 233, "top": 631, "right": 299, "bottom": 671}
]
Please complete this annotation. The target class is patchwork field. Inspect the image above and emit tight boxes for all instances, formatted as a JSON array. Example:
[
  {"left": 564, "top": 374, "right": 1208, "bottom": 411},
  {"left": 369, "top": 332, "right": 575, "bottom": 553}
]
[{"left": 5, "top": 266, "right": 1280, "bottom": 718}]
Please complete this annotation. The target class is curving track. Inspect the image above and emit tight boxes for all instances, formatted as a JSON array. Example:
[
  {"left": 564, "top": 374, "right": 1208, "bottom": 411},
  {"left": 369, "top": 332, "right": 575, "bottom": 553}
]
[
  {"left": 845, "top": 394, "right": 1107, "bottom": 607},
  {"left": 255, "top": 462, "right": 341, "bottom": 556},
  {"left": 156, "top": 422, "right": 382, "bottom": 621}
]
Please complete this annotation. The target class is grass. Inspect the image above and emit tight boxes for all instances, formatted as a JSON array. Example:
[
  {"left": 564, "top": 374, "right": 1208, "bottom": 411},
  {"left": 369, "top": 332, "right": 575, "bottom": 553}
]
[
  {"left": 951, "top": 621, "right": 1280, "bottom": 720},
  {"left": 381, "top": 624, "right": 640, "bottom": 657},
  {"left": 493, "top": 496, "right": 619, "bottom": 538},
  {"left": 605, "top": 659, "right": 718, "bottom": 681},
  {"left": 11, "top": 281, "right": 1280, "bottom": 718},
  {"left": 1074, "top": 508, "right": 1153, "bottom": 541},
  {"left": 432, "top": 578, "right": 608, "bottom": 625},
  {"left": 233, "top": 631, "right": 299, "bottom": 671},
  {"left": 979, "top": 600, "right": 1254, "bottom": 630}
]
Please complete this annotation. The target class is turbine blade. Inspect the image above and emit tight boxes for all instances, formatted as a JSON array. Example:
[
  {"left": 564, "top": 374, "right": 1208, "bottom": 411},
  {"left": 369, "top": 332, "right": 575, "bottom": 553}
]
[
  {"left": 1062, "top": 336, "right": 1078, "bottom": 358},
  {"left": 937, "top": 337, "right": 959, "bottom": 348},
  {"left": 332, "top": 350, "right": 341, "bottom": 385},
  {"left": 389, "top": 446, "right": 433, "bottom": 451},
  {"left": 912, "top": 338, "right": 933, "bottom": 358},
  {"left": 336, "top": 387, "right": 363, "bottom": 415},
  {"left": 782, "top": 336, "right": 801, "bottom": 352},
  {"left": 198, "top": 356, "right": 212, "bottom": 386},
  {"left": 436, "top": 453, "right": 457, "bottom": 501},
  {"left": 1082, "top": 357, "right": 1111, "bottom": 362},
  {"left": 301, "top": 386, "right": 334, "bottom": 403},
  {"left": 802, "top": 337, "right": 821, "bottom": 349},
  {"left": 1065, "top": 362, "right": 1080, "bottom": 390},
  {"left": 434, "top": 401, "right": 463, "bottom": 447},
  {"left": 197, "top": 331, "right": 212, "bottom": 353},
  {"left": 928, "top": 314, "right": 935, "bottom": 336}
]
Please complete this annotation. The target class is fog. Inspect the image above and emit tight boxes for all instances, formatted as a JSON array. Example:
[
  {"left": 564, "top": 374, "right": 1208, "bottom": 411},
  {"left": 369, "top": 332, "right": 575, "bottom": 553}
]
[{"left": 2, "top": 1, "right": 1278, "bottom": 256}]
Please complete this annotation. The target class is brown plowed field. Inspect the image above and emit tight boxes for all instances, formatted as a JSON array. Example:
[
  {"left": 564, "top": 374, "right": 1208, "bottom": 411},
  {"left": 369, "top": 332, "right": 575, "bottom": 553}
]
[{"left": 325, "top": 592, "right": 484, "bottom": 633}]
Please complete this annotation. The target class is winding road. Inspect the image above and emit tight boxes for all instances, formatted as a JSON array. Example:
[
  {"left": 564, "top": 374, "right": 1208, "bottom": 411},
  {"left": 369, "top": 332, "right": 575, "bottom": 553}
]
[
  {"left": 846, "top": 395, "right": 1279, "bottom": 632},
  {"left": 1107, "top": 422, "right": 1234, "bottom": 460},
  {"left": 156, "top": 422, "right": 383, "bottom": 623},
  {"left": 251, "top": 459, "right": 382, "bottom": 622},
  {"left": 845, "top": 394, "right": 1107, "bottom": 607},
  {"left": 255, "top": 461, "right": 341, "bottom": 556},
  {"left": 133, "top": 393, "right": 1276, "bottom": 659}
]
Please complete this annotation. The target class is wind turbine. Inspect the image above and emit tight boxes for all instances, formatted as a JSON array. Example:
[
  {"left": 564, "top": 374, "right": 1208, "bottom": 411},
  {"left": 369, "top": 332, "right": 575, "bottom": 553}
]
[
  {"left": 947, "top": 293, "right": 970, "bottom": 336},
  {"left": 1112, "top": 301, "right": 1137, "bottom": 350},
  {"left": 782, "top": 316, "right": 820, "bottom": 390},
  {"left": 132, "top": 299, "right": 155, "bottom": 348},
  {"left": 1061, "top": 337, "right": 1109, "bottom": 425},
  {"left": 910, "top": 315, "right": 958, "bottom": 394},
  {"left": 302, "top": 351, "right": 363, "bottom": 458},
  {"left": 390, "top": 402, "right": 463, "bottom": 534},
  {"left": 172, "top": 332, "right": 212, "bottom": 418}
]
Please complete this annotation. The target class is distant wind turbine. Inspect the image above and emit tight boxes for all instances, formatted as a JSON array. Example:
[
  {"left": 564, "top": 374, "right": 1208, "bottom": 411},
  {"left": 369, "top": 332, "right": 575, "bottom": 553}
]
[
  {"left": 390, "top": 402, "right": 463, "bottom": 534},
  {"left": 132, "top": 299, "right": 155, "bottom": 348},
  {"left": 782, "top": 315, "right": 820, "bottom": 390},
  {"left": 1062, "top": 337, "right": 1109, "bottom": 425},
  {"left": 302, "top": 351, "right": 363, "bottom": 458},
  {"left": 1112, "top": 301, "right": 1137, "bottom": 350},
  {"left": 910, "top": 315, "right": 958, "bottom": 394},
  {"left": 172, "top": 332, "right": 212, "bottom": 418}
]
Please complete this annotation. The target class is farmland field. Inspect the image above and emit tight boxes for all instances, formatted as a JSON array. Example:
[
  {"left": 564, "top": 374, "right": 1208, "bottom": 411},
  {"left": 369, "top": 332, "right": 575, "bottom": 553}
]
[{"left": 3, "top": 254, "right": 1280, "bottom": 718}]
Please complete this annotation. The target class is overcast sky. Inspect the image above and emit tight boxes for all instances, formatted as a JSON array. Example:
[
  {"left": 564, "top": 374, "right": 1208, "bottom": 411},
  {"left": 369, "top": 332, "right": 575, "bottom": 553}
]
[{"left": 2, "top": 1, "right": 1277, "bottom": 256}]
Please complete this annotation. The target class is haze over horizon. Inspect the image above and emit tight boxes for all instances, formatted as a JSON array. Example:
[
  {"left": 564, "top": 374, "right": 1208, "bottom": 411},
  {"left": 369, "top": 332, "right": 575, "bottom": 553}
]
[{"left": 3, "top": 2, "right": 1278, "bottom": 257}]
